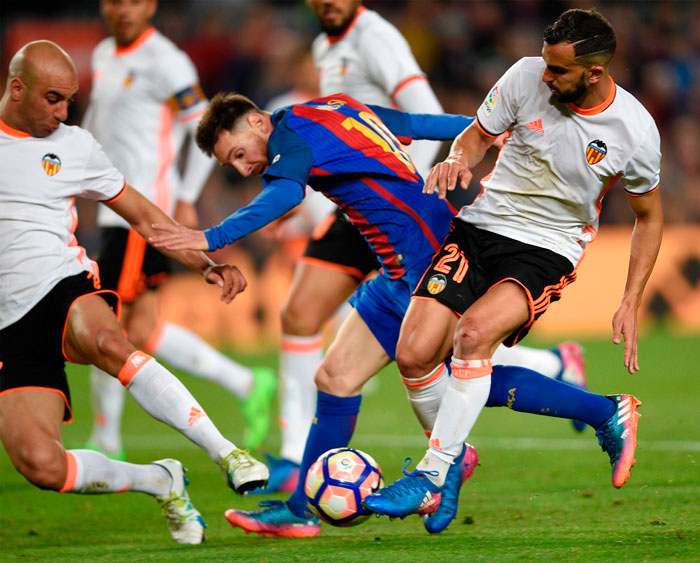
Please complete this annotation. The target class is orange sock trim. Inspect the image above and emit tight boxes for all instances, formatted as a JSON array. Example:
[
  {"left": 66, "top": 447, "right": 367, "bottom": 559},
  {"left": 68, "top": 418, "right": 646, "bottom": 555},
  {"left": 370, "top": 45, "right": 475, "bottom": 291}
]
[
  {"left": 118, "top": 351, "right": 153, "bottom": 386},
  {"left": 59, "top": 451, "right": 78, "bottom": 492},
  {"left": 142, "top": 320, "right": 166, "bottom": 355},
  {"left": 451, "top": 358, "right": 493, "bottom": 380},
  {"left": 402, "top": 363, "right": 447, "bottom": 390},
  {"left": 281, "top": 334, "right": 324, "bottom": 353}
]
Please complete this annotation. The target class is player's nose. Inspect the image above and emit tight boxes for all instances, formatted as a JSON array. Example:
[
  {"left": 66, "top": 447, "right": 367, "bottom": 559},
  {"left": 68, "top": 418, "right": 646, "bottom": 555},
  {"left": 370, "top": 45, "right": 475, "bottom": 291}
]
[{"left": 55, "top": 101, "right": 69, "bottom": 122}]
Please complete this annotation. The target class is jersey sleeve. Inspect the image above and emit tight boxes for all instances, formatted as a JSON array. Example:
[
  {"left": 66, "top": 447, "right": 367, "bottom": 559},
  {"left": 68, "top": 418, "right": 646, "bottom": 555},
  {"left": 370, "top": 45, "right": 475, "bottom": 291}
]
[
  {"left": 621, "top": 121, "right": 661, "bottom": 195},
  {"left": 475, "top": 58, "right": 525, "bottom": 136},
  {"left": 77, "top": 130, "right": 126, "bottom": 201},
  {"left": 358, "top": 23, "right": 424, "bottom": 99},
  {"left": 153, "top": 49, "right": 208, "bottom": 122},
  {"left": 369, "top": 105, "right": 473, "bottom": 142}
]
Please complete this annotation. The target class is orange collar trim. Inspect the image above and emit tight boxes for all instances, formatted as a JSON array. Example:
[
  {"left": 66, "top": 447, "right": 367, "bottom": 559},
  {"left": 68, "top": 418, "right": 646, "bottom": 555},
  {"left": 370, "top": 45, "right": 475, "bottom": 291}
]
[
  {"left": 0, "top": 117, "right": 32, "bottom": 138},
  {"left": 568, "top": 76, "right": 616, "bottom": 116},
  {"left": 115, "top": 27, "right": 156, "bottom": 56},
  {"left": 327, "top": 6, "right": 365, "bottom": 45}
]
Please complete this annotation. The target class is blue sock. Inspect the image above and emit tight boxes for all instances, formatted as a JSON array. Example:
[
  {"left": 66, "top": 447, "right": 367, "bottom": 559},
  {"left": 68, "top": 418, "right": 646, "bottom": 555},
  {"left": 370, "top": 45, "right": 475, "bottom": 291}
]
[
  {"left": 486, "top": 365, "right": 616, "bottom": 428},
  {"left": 287, "top": 391, "right": 362, "bottom": 517}
]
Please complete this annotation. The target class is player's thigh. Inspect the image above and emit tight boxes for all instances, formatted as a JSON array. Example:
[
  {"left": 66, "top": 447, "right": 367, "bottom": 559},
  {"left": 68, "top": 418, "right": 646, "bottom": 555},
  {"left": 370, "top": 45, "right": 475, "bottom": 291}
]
[
  {"left": 396, "top": 297, "right": 459, "bottom": 376},
  {"left": 64, "top": 294, "right": 136, "bottom": 374},
  {"left": 0, "top": 389, "right": 67, "bottom": 480},
  {"left": 317, "top": 309, "right": 391, "bottom": 396},
  {"left": 283, "top": 261, "right": 361, "bottom": 333},
  {"left": 455, "top": 281, "right": 530, "bottom": 356}
]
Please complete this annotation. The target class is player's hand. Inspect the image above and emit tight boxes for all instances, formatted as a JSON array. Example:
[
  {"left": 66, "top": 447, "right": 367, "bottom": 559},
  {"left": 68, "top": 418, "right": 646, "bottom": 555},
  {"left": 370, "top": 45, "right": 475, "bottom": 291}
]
[
  {"left": 424, "top": 157, "right": 472, "bottom": 200},
  {"left": 202, "top": 263, "right": 247, "bottom": 304},
  {"left": 611, "top": 301, "right": 639, "bottom": 374},
  {"left": 173, "top": 201, "right": 199, "bottom": 229},
  {"left": 150, "top": 223, "right": 210, "bottom": 251}
]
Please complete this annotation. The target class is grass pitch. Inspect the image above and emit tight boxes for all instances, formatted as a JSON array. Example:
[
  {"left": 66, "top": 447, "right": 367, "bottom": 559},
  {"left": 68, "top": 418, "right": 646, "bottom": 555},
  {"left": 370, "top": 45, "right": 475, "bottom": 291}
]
[{"left": 1, "top": 329, "right": 699, "bottom": 561}]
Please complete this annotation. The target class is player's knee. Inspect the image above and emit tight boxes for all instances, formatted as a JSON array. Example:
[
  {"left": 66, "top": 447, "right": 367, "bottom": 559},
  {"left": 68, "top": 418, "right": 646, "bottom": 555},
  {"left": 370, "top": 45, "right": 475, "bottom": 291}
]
[
  {"left": 453, "top": 320, "right": 485, "bottom": 354},
  {"left": 395, "top": 343, "right": 437, "bottom": 379},
  {"left": 280, "top": 302, "right": 324, "bottom": 336},
  {"left": 15, "top": 445, "right": 66, "bottom": 490},
  {"left": 95, "top": 328, "right": 132, "bottom": 364},
  {"left": 314, "top": 363, "right": 356, "bottom": 396}
]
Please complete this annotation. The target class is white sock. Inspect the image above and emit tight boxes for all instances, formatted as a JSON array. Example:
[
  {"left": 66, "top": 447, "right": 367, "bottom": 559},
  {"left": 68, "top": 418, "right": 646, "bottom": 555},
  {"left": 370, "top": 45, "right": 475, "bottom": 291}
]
[
  {"left": 60, "top": 449, "right": 171, "bottom": 497},
  {"left": 402, "top": 362, "right": 449, "bottom": 434},
  {"left": 149, "top": 322, "right": 253, "bottom": 398},
  {"left": 88, "top": 367, "right": 126, "bottom": 455},
  {"left": 120, "top": 351, "right": 235, "bottom": 463},
  {"left": 418, "top": 358, "right": 492, "bottom": 486},
  {"left": 492, "top": 343, "right": 561, "bottom": 379},
  {"left": 278, "top": 333, "right": 321, "bottom": 464}
]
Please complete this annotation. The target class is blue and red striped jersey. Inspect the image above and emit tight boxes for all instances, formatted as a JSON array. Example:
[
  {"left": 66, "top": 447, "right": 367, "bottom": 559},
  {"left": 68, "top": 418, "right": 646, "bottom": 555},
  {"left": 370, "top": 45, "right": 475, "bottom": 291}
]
[{"left": 264, "top": 94, "right": 457, "bottom": 280}]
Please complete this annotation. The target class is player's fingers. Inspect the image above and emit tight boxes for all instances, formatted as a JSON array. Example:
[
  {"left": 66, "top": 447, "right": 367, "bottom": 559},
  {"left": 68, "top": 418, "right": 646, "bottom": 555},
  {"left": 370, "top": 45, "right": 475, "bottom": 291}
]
[
  {"left": 423, "top": 167, "right": 438, "bottom": 194},
  {"left": 437, "top": 162, "right": 453, "bottom": 199}
]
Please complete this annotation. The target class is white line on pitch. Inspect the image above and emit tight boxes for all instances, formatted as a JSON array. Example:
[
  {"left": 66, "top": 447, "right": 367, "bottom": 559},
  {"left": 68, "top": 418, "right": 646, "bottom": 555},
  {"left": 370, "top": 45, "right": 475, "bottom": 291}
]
[{"left": 113, "top": 434, "right": 700, "bottom": 452}]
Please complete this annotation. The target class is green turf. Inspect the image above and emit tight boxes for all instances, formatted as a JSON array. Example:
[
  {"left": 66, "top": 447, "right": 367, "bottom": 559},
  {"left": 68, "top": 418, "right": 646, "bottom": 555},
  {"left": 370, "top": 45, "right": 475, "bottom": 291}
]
[{"left": 1, "top": 329, "right": 699, "bottom": 561}]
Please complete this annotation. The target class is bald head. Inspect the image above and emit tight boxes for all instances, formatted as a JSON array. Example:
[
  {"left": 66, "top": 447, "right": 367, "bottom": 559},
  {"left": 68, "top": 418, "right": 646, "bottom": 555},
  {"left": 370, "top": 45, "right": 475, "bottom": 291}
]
[
  {"left": 1, "top": 40, "right": 79, "bottom": 137},
  {"left": 8, "top": 40, "right": 77, "bottom": 89}
]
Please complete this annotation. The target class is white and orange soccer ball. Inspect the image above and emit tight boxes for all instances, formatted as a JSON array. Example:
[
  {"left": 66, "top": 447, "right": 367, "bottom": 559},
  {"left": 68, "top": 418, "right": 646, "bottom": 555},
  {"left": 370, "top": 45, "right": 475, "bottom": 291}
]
[{"left": 304, "top": 447, "right": 384, "bottom": 526}]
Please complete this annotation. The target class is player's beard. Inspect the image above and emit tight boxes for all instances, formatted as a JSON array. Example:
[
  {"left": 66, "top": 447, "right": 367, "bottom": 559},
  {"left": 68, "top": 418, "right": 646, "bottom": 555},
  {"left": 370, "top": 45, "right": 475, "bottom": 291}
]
[
  {"left": 322, "top": 1, "right": 360, "bottom": 36},
  {"left": 551, "top": 74, "right": 588, "bottom": 104}
]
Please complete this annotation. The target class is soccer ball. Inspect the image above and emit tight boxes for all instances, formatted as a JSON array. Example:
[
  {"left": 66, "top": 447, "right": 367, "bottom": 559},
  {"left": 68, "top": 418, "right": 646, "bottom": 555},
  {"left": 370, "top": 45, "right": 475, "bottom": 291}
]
[{"left": 304, "top": 447, "right": 384, "bottom": 526}]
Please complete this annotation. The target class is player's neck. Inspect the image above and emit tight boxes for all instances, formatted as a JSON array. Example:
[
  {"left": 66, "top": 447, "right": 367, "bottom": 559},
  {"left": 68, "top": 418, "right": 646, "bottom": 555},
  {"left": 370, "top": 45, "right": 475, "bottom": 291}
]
[{"left": 575, "top": 75, "right": 614, "bottom": 110}]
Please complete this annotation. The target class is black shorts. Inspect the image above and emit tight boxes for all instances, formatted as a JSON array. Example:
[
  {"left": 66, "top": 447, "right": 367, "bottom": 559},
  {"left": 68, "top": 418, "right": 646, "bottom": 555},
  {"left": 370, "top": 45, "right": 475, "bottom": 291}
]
[
  {"left": 0, "top": 272, "right": 119, "bottom": 422},
  {"left": 413, "top": 219, "right": 576, "bottom": 346},
  {"left": 98, "top": 227, "right": 171, "bottom": 303},
  {"left": 302, "top": 211, "right": 380, "bottom": 281}
]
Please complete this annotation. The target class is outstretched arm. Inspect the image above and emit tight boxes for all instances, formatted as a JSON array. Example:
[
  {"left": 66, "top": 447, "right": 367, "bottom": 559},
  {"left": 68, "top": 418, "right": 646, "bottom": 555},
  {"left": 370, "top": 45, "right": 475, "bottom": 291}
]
[
  {"left": 105, "top": 185, "right": 246, "bottom": 303},
  {"left": 150, "top": 177, "right": 306, "bottom": 251},
  {"left": 423, "top": 121, "right": 497, "bottom": 200},
  {"left": 612, "top": 188, "right": 664, "bottom": 374}
]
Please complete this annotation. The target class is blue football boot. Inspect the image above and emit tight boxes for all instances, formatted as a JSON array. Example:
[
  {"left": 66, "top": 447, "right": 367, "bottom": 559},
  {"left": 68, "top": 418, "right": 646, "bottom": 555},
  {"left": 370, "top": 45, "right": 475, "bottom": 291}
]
[{"left": 362, "top": 458, "right": 441, "bottom": 518}]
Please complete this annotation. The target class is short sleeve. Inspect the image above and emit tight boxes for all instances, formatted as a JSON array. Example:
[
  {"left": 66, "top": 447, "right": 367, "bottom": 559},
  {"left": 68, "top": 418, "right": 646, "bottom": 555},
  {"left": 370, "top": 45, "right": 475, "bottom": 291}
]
[
  {"left": 476, "top": 58, "right": 524, "bottom": 136},
  {"left": 78, "top": 131, "right": 126, "bottom": 201},
  {"left": 622, "top": 122, "right": 661, "bottom": 195},
  {"left": 358, "top": 25, "right": 423, "bottom": 98},
  {"left": 153, "top": 50, "right": 208, "bottom": 120}
]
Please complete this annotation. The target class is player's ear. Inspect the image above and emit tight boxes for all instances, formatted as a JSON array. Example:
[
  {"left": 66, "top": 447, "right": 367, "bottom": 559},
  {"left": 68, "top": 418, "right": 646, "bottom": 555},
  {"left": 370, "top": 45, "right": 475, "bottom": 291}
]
[
  {"left": 587, "top": 64, "right": 604, "bottom": 84},
  {"left": 248, "top": 112, "right": 271, "bottom": 134},
  {"left": 8, "top": 77, "right": 27, "bottom": 102}
]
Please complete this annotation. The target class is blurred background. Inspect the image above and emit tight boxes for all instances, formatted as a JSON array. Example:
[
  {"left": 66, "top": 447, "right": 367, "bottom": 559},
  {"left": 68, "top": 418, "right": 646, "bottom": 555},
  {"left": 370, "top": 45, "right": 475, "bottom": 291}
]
[{"left": 2, "top": 0, "right": 700, "bottom": 349}]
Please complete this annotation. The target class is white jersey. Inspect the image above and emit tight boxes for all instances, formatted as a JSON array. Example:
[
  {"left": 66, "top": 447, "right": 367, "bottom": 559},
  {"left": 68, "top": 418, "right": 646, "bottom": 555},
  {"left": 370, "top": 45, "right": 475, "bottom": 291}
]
[
  {"left": 462, "top": 57, "right": 661, "bottom": 266},
  {"left": 0, "top": 120, "right": 125, "bottom": 329},
  {"left": 312, "top": 6, "right": 442, "bottom": 177},
  {"left": 83, "top": 27, "right": 208, "bottom": 228}
]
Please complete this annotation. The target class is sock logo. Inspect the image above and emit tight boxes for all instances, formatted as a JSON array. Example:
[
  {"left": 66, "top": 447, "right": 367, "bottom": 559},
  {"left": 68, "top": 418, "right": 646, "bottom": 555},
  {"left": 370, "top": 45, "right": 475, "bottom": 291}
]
[
  {"left": 130, "top": 351, "right": 148, "bottom": 369},
  {"left": 507, "top": 387, "right": 516, "bottom": 409},
  {"left": 188, "top": 407, "right": 206, "bottom": 427},
  {"left": 429, "top": 437, "right": 442, "bottom": 450}
]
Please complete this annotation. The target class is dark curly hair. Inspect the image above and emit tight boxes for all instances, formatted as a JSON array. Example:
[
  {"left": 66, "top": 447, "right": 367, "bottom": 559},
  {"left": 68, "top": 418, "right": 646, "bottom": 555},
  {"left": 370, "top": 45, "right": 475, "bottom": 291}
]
[{"left": 543, "top": 8, "right": 616, "bottom": 67}]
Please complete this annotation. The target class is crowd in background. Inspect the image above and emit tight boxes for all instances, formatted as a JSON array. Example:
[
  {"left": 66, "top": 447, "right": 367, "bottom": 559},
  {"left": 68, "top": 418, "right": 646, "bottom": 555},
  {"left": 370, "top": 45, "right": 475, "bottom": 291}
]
[{"left": 3, "top": 0, "right": 700, "bottom": 249}]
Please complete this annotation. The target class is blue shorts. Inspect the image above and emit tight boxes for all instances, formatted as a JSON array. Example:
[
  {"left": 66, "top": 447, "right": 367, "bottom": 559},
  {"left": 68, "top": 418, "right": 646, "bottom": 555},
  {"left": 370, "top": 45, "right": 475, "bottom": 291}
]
[{"left": 349, "top": 272, "right": 418, "bottom": 360}]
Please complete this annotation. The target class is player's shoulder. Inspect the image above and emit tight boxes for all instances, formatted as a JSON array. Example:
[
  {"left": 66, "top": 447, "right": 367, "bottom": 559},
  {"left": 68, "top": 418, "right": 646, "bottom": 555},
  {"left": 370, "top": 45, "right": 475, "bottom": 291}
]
[
  {"left": 512, "top": 57, "right": 543, "bottom": 77},
  {"left": 355, "top": 8, "right": 403, "bottom": 40},
  {"left": 611, "top": 83, "right": 657, "bottom": 131},
  {"left": 92, "top": 36, "right": 115, "bottom": 61},
  {"left": 144, "top": 29, "right": 190, "bottom": 61},
  {"left": 56, "top": 124, "right": 104, "bottom": 151}
]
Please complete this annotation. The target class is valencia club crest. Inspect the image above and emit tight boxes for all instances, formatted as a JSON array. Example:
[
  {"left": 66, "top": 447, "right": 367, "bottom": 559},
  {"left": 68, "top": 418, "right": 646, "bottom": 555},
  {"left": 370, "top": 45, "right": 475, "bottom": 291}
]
[
  {"left": 586, "top": 140, "right": 607, "bottom": 165},
  {"left": 42, "top": 153, "right": 61, "bottom": 176}
]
